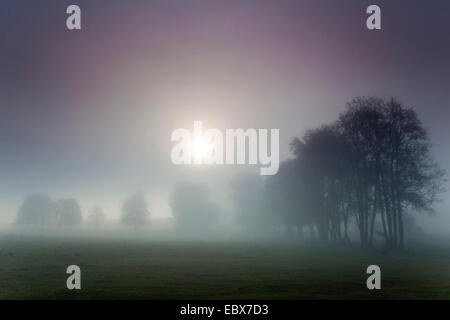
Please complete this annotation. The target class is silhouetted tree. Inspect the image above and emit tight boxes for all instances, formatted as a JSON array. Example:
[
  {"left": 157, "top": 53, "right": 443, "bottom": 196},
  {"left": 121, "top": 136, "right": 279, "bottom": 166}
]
[
  {"left": 87, "top": 205, "right": 106, "bottom": 228},
  {"left": 169, "top": 182, "right": 219, "bottom": 232},
  {"left": 120, "top": 193, "right": 150, "bottom": 227},
  {"left": 338, "top": 97, "right": 444, "bottom": 248},
  {"left": 54, "top": 198, "right": 82, "bottom": 227},
  {"left": 15, "top": 194, "right": 54, "bottom": 227},
  {"left": 337, "top": 97, "right": 390, "bottom": 247},
  {"left": 270, "top": 96, "right": 444, "bottom": 249},
  {"left": 289, "top": 124, "right": 352, "bottom": 244}
]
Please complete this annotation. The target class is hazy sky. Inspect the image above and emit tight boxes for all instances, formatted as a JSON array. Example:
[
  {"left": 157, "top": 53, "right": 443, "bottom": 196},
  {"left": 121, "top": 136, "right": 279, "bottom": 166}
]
[{"left": 1, "top": 0, "right": 449, "bottom": 229}]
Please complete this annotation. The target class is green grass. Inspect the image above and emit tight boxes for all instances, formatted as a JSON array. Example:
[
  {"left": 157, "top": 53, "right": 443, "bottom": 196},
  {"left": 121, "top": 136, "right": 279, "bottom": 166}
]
[{"left": 1, "top": 234, "right": 450, "bottom": 299}]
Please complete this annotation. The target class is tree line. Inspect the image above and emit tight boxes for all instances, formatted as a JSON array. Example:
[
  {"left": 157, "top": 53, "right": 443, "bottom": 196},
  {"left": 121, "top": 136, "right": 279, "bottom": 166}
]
[
  {"left": 14, "top": 97, "right": 445, "bottom": 249},
  {"left": 15, "top": 195, "right": 104, "bottom": 228},
  {"left": 233, "top": 96, "right": 445, "bottom": 249},
  {"left": 14, "top": 183, "right": 220, "bottom": 232}
]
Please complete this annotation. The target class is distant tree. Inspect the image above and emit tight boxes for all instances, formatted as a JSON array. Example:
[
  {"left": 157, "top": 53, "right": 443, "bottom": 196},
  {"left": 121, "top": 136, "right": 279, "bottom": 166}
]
[
  {"left": 120, "top": 193, "right": 150, "bottom": 227},
  {"left": 265, "top": 159, "right": 303, "bottom": 239},
  {"left": 230, "top": 174, "right": 274, "bottom": 235},
  {"left": 169, "top": 182, "right": 219, "bottom": 232},
  {"left": 87, "top": 205, "right": 106, "bottom": 228},
  {"left": 15, "top": 194, "right": 54, "bottom": 227},
  {"left": 54, "top": 198, "right": 83, "bottom": 227}
]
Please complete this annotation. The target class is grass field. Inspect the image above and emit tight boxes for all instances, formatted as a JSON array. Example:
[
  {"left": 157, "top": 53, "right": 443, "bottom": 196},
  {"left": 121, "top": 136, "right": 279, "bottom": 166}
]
[{"left": 1, "top": 234, "right": 450, "bottom": 299}]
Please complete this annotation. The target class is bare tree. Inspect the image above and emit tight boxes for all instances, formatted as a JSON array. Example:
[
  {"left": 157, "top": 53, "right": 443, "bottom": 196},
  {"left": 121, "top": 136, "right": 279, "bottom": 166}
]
[{"left": 338, "top": 96, "right": 444, "bottom": 248}]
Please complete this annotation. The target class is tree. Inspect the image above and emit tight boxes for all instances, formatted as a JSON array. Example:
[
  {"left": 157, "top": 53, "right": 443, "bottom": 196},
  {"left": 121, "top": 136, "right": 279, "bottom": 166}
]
[
  {"left": 290, "top": 124, "right": 352, "bottom": 244},
  {"left": 54, "top": 198, "right": 83, "bottom": 227},
  {"left": 120, "top": 193, "right": 150, "bottom": 227},
  {"left": 169, "top": 182, "right": 219, "bottom": 232},
  {"left": 15, "top": 194, "right": 54, "bottom": 227},
  {"left": 377, "top": 98, "right": 443, "bottom": 248},
  {"left": 87, "top": 205, "right": 106, "bottom": 228},
  {"left": 265, "top": 158, "right": 315, "bottom": 240},
  {"left": 270, "top": 96, "right": 444, "bottom": 249},
  {"left": 338, "top": 97, "right": 387, "bottom": 247},
  {"left": 267, "top": 125, "right": 351, "bottom": 243},
  {"left": 337, "top": 96, "right": 444, "bottom": 248},
  {"left": 230, "top": 174, "right": 274, "bottom": 235}
]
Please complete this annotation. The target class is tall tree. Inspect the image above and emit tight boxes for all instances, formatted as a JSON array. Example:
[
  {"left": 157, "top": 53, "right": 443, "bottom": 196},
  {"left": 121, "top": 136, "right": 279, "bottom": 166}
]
[
  {"left": 269, "top": 96, "right": 444, "bottom": 249},
  {"left": 289, "top": 125, "right": 351, "bottom": 243},
  {"left": 338, "top": 96, "right": 444, "bottom": 248},
  {"left": 338, "top": 97, "right": 387, "bottom": 247}
]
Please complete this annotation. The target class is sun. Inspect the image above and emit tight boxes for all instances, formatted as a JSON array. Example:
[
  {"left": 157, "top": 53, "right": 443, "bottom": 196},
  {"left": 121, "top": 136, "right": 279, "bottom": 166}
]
[{"left": 192, "top": 136, "right": 211, "bottom": 164}]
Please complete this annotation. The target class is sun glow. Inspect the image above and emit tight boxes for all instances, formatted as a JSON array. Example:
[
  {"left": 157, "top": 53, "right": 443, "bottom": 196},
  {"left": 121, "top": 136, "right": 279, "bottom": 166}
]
[
  {"left": 192, "top": 136, "right": 211, "bottom": 164},
  {"left": 171, "top": 121, "right": 280, "bottom": 175}
]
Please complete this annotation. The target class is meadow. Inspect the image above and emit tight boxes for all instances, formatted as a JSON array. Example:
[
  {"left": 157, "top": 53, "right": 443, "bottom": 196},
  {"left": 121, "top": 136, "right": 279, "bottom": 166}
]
[{"left": 1, "top": 233, "right": 450, "bottom": 299}]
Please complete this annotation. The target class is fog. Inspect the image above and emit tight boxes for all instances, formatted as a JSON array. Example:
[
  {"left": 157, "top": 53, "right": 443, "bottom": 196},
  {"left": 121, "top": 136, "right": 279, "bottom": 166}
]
[{"left": 1, "top": 0, "right": 450, "bottom": 249}]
